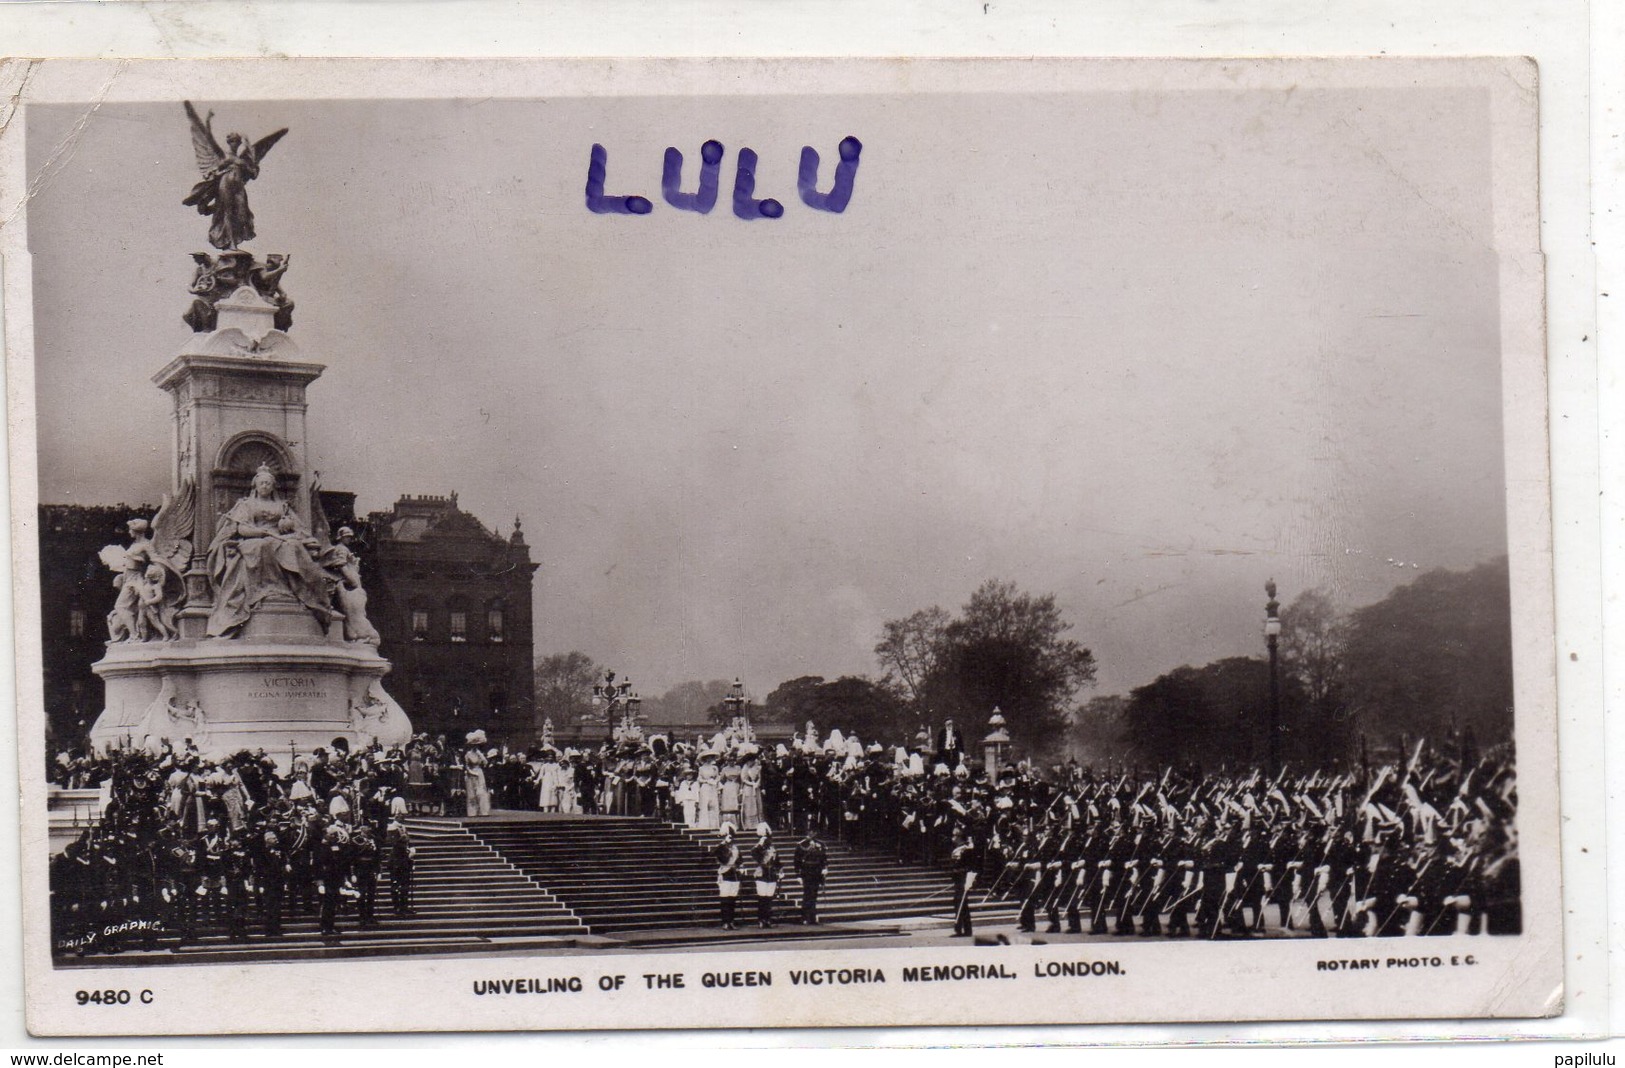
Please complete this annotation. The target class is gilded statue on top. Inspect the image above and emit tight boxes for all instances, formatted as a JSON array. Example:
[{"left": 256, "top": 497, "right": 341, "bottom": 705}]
[{"left": 182, "top": 101, "right": 288, "bottom": 252}]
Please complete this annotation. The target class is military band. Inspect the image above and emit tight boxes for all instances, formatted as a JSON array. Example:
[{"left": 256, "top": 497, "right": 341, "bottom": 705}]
[{"left": 50, "top": 745, "right": 419, "bottom": 953}]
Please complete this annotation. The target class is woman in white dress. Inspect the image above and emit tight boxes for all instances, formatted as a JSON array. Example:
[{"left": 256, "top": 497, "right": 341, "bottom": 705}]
[
  {"left": 464, "top": 740, "right": 491, "bottom": 817},
  {"left": 739, "top": 756, "right": 764, "bottom": 830},
  {"left": 719, "top": 758, "right": 743, "bottom": 831},
  {"left": 535, "top": 752, "right": 557, "bottom": 812},
  {"left": 676, "top": 770, "right": 699, "bottom": 826},
  {"left": 558, "top": 753, "right": 580, "bottom": 814},
  {"left": 696, "top": 753, "right": 722, "bottom": 830}
]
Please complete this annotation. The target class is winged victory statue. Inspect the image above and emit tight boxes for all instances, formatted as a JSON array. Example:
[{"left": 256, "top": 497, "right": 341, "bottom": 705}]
[{"left": 181, "top": 101, "right": 289, "bottom": 251}]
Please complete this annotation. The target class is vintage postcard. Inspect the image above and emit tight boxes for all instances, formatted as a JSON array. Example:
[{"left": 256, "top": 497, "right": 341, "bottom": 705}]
[{"left": 0, "top": 57, "right": 1559, "bottom": 1035}]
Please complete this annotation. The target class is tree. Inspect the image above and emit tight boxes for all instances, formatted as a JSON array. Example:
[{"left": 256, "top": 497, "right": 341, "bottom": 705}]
[
  {"left": 641, "top": 679, "right": 735, "bottom": 725},
  {"left": 1279, "top": 588, "right": 1352, "bottom": 763},
  {"left": 874, "top": 606, "right": 949, "bottom": 703},
  {"left": 1070, "top": 694, "right": 1130, "bottom": 768},
  {"left": 762, "top": 674, "right": 909, "bottom": 745},
  {"left": 1122, "top": 657, "right": 1278, "bottom": 770},
  {"left": 762, "top": 676, "right": 828, "bottom": 728},
  {"left": 1340, "top": 558, "right": 1513, "bottom": 746},
  {"left": 533, "top": 651, "right": 600, "bottom": 726},
  {"left": 920, "top": 579, "right": 1097, "bottom": 758}
]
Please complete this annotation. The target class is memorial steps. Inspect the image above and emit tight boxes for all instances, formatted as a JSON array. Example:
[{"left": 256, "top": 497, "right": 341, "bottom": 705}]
[
  {"left": 57, "top": 820, "right": 590, "bottom": 966},
  {"left": 56, "top": 813, "right": 1019, "bottom": 965},
  {"left": 448, "top": 814, "right": 1022, "bottom": 932}
]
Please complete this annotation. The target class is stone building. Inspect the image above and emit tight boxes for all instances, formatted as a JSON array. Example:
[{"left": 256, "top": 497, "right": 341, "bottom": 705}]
[
  {"left": 37, "top": 491, "right": 539, "bottom": 750},
  {"left": 361, "top": 493, "right": 539, "bottom": 746}
]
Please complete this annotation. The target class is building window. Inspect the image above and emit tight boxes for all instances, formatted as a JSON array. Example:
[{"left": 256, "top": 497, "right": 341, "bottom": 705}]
[
  {"left": 449, "top": 610, "right": 467, "bottom": 642},
  {"left": 487, "top": 605, "right": 505, "bottom": 643},
  {"left": 411, "top": 608, "right": 429, "bottom": 641},
  {"left": 68, "top": 608, "right": 86, "bottom": 638},
  {"left": 490, "top": 689, "right": 507, "bottom": 717}
]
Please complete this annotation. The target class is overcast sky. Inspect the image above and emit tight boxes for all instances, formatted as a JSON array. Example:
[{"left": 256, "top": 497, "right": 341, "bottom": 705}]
[{"left": 23, "top": 86, "right": 1507, "bottom": 701}]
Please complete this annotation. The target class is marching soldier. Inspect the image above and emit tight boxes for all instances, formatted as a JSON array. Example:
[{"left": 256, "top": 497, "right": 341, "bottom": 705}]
[
  {"left": 1016, "top": 828, "right": 1056, "bottom": 933},
  {"left": 1164, "top": 828, "right": 1201, "bottom": 938},
  {"left": 793, "top": 828, "right": 829, "bottom": 925},
  {"left": 1088, "top": 819, "right": 1125, "bottom": 935}
]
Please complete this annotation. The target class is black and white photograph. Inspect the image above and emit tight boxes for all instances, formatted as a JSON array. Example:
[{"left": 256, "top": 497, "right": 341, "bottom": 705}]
[{"left": 2, "top": 57, "right": 1560, "bottom": 1033}]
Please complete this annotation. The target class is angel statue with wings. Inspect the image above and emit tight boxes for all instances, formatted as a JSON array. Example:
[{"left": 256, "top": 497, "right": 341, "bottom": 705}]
[
  {"left": 181, "top": 101, "right": 289, "bottom": 251},
  {"left": 99, "top": 482, "right": 195, "bottom": 642}
]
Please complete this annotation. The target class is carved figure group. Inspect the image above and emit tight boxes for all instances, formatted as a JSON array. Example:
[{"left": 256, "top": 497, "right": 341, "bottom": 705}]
[
  {"left": 183, "top": 250, "right": 295, "bottom": 332},
  {"left": 205, "top": 465, "right": 337, "bottom": 638},
  {"left": 133, "top": 679, "right": 211, "bottom": 753},
  {"left": 100, "top": 485, "right": 195, "bottom": 643},
  {"left": 203, "top": 465, "right": 382, "bottom": 643},
  {"left": 347, "top": 690, "right": 391, "bottom": 738}
]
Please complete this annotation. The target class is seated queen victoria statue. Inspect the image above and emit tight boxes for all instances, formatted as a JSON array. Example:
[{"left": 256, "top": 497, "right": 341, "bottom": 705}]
[{"left": 206, "top": 464, "right": 340, "bottom": 638}]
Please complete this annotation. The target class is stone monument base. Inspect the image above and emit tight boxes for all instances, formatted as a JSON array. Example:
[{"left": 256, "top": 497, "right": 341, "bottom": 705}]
[{"left": 89, "top": 637, "right": 410, "bottom": 767}]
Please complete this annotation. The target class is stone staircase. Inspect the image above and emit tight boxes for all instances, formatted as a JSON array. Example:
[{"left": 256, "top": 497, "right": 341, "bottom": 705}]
[
  {"left": 678, "top": 828, "right": 1023, "bottom": 929},
  {"left": 57, "top": 814, "right": 1020, "bottom": 964},
  {"left": 458, "top": 815, "right": 1021, "bottom": 932},
  {"left": 59, "top": 819, "right": 589, "bottom": 965}
]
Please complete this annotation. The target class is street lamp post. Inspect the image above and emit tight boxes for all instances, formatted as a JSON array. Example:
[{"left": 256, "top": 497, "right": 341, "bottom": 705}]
[
  {"left": 722, "top": 677, "right": 752, "bottom": 742},
  {"left": 592, "top": 670, "right": 641, "bottom": 743},
  {"left": 982, "top": 706, "right": 1010, "bottom": 771},
  {"left": 1264, "top": 578, "right": 1282, "bottom": 774}
]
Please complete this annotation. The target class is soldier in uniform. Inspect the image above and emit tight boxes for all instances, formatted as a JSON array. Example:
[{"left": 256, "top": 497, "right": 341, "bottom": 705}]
[
  {"left": 1086, "top": 819, "right": 1122, "bottom": 935},
  {"left": 1164, "top": 828, "right": 1201, "bottom": 938},
  {"left": 1015, "top": 828, "right": 1055, "bottom": 933},
  {"left": 285, "top": 805, "right": 317, "bottom": 917},
  {"left": 253, "top": 826, "right": 287, "bottom": 938},
  {"left": 386, "top": 817, "right": 416, "bottom": 917},
  {"left": 1232, "top": 820, "right": 1269, "bottom": 937},
  {"left": 793, "top": 828, "right": 829, "bottom": 925},
  {"left": 949, "top": 830, "right": 978, "bottom": 938},
  {"left": 1195, "top": 817, "right": 1235, "bottom": 939},
  {"left": 352, "top": 825, "right": 381, "bottom": 929},
  {"left": 155, "top": 824, "right": 197, "bottom": 948},
  {"left": 314, "top": 824, "right": 351, "bottom": 939},
  {"left": 751, "top": 824, "right": 781, "bottom": 929},
  {"left": 1263, "top": 822, "right": 1300, "bottom": 932},
  {"left": 1136, "top": 830, "right": 1173, "bottom": 937},
  {"left": 714, "top": 824, "right": 743, "bottom": 931},
  {"left": 1056, "top": 826, "right": 1089, "bottom": 934},
  {"left": 222, "top": 826, "right": 252, "bottom": 942},
  {"left": 195, "top": 819, "right": 233, "bottom": 937}
]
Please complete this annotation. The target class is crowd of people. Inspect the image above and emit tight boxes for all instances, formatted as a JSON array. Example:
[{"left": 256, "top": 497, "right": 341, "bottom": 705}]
[
  {"left": 50, "top": 739, "right": 418, "bottom": 954},
  {"left": 49, "top": 717, "right": 1520, "bottom": 953}
]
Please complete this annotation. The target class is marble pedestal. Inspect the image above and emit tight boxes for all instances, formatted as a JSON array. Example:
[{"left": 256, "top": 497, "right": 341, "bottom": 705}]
[{"left": 88, "top": 613, "right": 411, "bottom": 766}]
